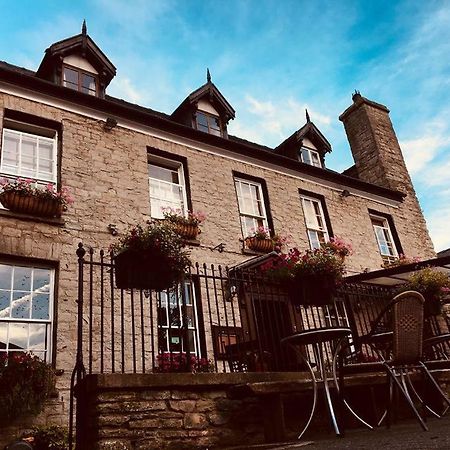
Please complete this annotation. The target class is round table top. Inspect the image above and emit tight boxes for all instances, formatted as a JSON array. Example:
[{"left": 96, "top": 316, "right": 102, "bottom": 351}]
[{"left": 281, "top": 327, "right": 352, "bottom": 346}]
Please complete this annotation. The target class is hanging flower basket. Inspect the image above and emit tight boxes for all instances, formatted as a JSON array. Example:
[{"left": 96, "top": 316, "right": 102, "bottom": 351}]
[
  {"left": 287, "top": 274, "right": 337, "bottom": 306},
  {"left": 173, "top": 223, "right": 200, "bottom": 240},
  {"left": 162, "top": 207, "right": 206, "bottom": 240},
  {"left": 115, "top": 248, "right": 182, "bottom": 290},
  {"left": 0, "top": 191, "right": 62, "bottom": 217},
  {"left": 0, "top": 178, "right": 73, "bottom": 218},
  {"left": 111, "top": 221, "right": 191, "bottom": 291},
  {"left": 245, "top": 236, "right": 274, "bottom": 253}
]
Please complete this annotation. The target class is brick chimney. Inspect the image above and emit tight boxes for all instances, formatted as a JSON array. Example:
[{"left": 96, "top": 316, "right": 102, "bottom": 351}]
[
  {"left": 339, "top": 92, "right": 411, "bottom": 192},
  {"left": 340, "top": 92, "right": 436, "bottom": 257}
]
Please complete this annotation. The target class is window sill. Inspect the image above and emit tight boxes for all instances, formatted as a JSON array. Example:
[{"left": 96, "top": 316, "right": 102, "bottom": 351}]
[{"left": 0, "top": 208, "right": 65, "bottom": 226}]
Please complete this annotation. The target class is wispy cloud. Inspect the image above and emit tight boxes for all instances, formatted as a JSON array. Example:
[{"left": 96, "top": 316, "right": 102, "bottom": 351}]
[{"left": 228, "top": 94, "right": 333, "bottom": 147}]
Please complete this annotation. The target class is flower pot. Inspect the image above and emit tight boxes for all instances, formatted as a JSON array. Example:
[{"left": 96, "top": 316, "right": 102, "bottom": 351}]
[
  {"left": 245, "top": 237, "right": 274, "bottom": 253},
  {"left": 0, "top": 191, "right": 62, "bottom": 218},
  {"left": 173, "top": 223, "right": 200, "bottom": 240},
  {"left": 287, "top": 274, "right": 337, "bottom": 306},
  {"left": 114, "top": 249, "right": 182, "bottom": 290}
]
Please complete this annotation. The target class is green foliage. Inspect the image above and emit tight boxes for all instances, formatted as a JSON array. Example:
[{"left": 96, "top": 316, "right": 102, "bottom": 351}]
[
  {"left": 406, "top": 267, "right": 450, "bottom": 299},
  {"left": 110, "top": 220, "right": 191, "bottom": 274},
  {"left": 0, "top": 352, "right": 55, "bottom": 421},
  {"left": 20, "top": 426, "right": 69, "bottom": 450}
]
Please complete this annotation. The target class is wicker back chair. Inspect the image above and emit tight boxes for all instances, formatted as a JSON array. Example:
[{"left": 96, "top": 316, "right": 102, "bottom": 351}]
[
  {"left": 338, "top": 290, "right": 450, "bottom": 431},
  {"left": 392, "top": 291, "right": 424, "bottom": 364}
]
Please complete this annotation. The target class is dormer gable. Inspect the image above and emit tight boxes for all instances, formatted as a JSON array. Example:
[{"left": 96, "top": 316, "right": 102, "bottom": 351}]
[
  {"left": 171, "top": 70, "right": 235, "bottom": 138},
  {"left": 36, "top": 21, "right": 116, "bottom": 98},
  {"left": 274, "top": 110, "right": 331, "bottom": 168}
]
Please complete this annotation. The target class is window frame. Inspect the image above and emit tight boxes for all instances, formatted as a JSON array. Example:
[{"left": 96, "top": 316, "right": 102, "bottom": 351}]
[
  {"left": 233, "top": 173, "right": 272, "bottom": 241},
  {"left": 62, "top": 63, "right": 98, "bottom": 96},
  {"left": 0, "top": 260, "right": 56, "bottom": 363},
  {"left": 299, "top": 190, "right": 333, "bottom": 250},
  {"left": 156, "top": 279, "right": 205, "bottom": 357},
  {"left": 300, "top": 146, "right": 322, "bottom": 168},
  {"left": 194, "top": 111, "right": 223, "bottom": 137},
  {"left": 0, "top": 126, "right": 58, "bottom": 184},
  {"left": 148, "top": 150, "right": 190, "bottom": 220},
  {"left": 369, "top": 211, "right": 401, "bottom": 263}
]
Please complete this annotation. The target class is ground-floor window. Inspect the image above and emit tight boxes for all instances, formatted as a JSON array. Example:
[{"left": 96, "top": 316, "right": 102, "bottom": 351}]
[
  {"left": 157, "top": 280, "right": 204, "bottom": 356},
  {"left": 0, "top": 262, "right": 55, "bottom": 362}
]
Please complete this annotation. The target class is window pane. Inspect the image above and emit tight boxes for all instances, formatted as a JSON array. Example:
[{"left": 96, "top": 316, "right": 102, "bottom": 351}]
[
  {"left": 63, "top": 67, "right": 79, "bottom": 88},
  {"left": 196, "top": 112, "right": 208, "bottom": 127},
  {"left": 11, "top": 292, "right": 30, "bottom": 319},
  {"left": 29, "top": 323, "right": 46, "bottom": 350},
  {"left": 0, "top": 323, "right": 7, "bottom": 349},
  {"left": 0, "top": 265, "right": 13, "bottom": 290},
  {"left": 82, "top": 74, "right": 96, "bottom": 92},
  {"left": 13, "top": 267, "right": 32, "bottom": 291},
  {"left": 149, "top": 164, "right": 179, "bottom": 184},
  {"left": 3, "top": 132, "right": 20, "bottom": 170},
  {"left": 0, "top": 291, "right": 10, "bottom": 318},
  {"left": 32, "top": 294, "right": 49, "bottom": 320},
  {"left": 33, "top": 269, "right": 51, "bottom": 292},
  {"left": 9, "top": 323, "right": 28, "bottom": 350}
]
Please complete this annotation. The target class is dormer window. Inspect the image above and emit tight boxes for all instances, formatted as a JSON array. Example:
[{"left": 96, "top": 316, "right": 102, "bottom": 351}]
[
  {"left": 195, "top": 111, "right": 222, "bottom": 137},
  {"left": 63, "top": 65, "right": 97, "bottom": 96},
  {"left": 300, "top": 147, "right": 322, "bottom": 168}
]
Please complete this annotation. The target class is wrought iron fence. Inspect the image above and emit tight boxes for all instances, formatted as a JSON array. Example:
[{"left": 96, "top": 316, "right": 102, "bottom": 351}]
[{"left": 72, "top": 244, "right": 417, "bottom": 377}]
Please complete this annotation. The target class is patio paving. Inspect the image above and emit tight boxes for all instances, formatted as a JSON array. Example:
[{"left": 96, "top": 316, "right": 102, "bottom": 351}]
[{"left": 226, "top": 415, "right": 450, "bottom": 449}]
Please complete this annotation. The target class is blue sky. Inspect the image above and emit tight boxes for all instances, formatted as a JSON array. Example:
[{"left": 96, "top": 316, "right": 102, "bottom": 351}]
[{"left": 1, "top": 0, "right": 450, "bottom": 251}]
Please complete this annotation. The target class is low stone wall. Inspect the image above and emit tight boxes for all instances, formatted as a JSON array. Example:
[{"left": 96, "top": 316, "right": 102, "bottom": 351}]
[{"left": 76, "top": 372, "right": 308, "bottom": 450}]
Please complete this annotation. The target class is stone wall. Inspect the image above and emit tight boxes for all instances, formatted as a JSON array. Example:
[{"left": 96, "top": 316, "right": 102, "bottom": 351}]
[
  {"left": 0, "top": 89, "right": 437, "bottom": 434},
  {"left": 76, "top": 373, "right": 307, "bottom": 450}
]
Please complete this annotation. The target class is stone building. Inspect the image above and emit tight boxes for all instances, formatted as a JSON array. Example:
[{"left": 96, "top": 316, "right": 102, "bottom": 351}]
[{"left": 0, "top": 24, "right": 436, "bottom": 442}]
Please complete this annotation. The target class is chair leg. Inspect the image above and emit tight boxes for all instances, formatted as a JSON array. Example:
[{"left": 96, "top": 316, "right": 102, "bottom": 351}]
[
  {"left": 419, "top": 362, "right": 450, "bottom": 415},
  {"left": 383, "top": 364, "right": 428, "bottom": 431}
]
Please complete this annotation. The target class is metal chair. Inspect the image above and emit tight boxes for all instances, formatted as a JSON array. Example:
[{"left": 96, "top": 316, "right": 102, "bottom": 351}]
[{"left": 337, "top": 291, "right": 450, "bottom": 430}]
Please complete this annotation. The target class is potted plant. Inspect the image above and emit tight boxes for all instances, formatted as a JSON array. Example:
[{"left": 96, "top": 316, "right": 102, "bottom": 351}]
[
  {"left": 401, "top": 267, "right": 450, "bottom": 316},
  {"left": 110, "top": 220, "right": 191, "bottom": 290},
  {"left": 261, "top": 244, "right": 347, "bottom": 306},
  {"left": 154, "top": 352, "right": 214, "bottom": 373},
  {"left": 0, "top": 178, "right": 73, "bottom": 218},
  {"left": 162, "top": 207, "right": 206, "bottom": 240},
  {"left": 321, "top": 236, "right": 353, "bottom": 260},
  {"left": 0, "top": 352, "right": 55, "bottom": 421},
  {"left": 245, "top": 226, "right": 287, "bottom": 253}
]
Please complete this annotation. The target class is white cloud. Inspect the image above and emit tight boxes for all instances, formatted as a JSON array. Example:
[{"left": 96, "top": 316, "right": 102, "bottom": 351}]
[
  {"left": 229, "top": 94, "right": 334, "bottom": 147},
  {"left": 426, "top": 206, "right": 450, "bottom": 252},
  {"left": 108, "top": 77, "right": 144, "bottom": 104},
  {"left": 400, "top": 136, "right": 446, "bottom": 174}
]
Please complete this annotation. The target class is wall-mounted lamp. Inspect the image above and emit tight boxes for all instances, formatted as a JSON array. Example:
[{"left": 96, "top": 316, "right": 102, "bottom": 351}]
[
  {"left": 340, "top": 189, "right": 351, "bottom": 198},
  {"left": 104, "top": 117, "right": 118, "bottom": 131},
  {"left": 107, "top": 224, "right": 118, "bottom": 236}
]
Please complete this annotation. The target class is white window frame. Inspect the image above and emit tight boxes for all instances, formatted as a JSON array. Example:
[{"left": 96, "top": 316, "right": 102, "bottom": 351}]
[
  {"left": 1, "top": 127, "right": 58, "bottom": 184},
  {"left": 148, "top": 155, "right": 188, "bottom": 219},
  {"left": 300, "top": 147, "right": 322, "bottom": 168},
  {"left": 234, "top": 177, "right": 269, "bottom": 239},
  {"left": 0, "top": 262, "right": 55, "bottom": 363},
  {"left": 370, "top": 214, "right": 398, "bottom": 263},
  {"left": 300, "top": 195, "right": 330, "bottom": 250},
  {"left": 157, "top": 281, "right": 202, "bottom": 357}
]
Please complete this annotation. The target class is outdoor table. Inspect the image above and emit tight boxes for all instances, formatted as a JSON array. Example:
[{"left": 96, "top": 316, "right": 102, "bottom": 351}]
[{"left": 281, "top": 327, "right": 352, "bottom": 439}]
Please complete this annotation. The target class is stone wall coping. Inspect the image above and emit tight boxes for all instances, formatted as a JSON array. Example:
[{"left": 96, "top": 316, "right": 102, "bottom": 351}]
[{"left": 79, "top": 372, "right": 309, "bottom": 393}]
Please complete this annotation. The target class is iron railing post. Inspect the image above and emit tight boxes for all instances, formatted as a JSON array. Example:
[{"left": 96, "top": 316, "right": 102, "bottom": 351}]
[{"left": 69, "top": 243, "right": 87, "bottom": 450}]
